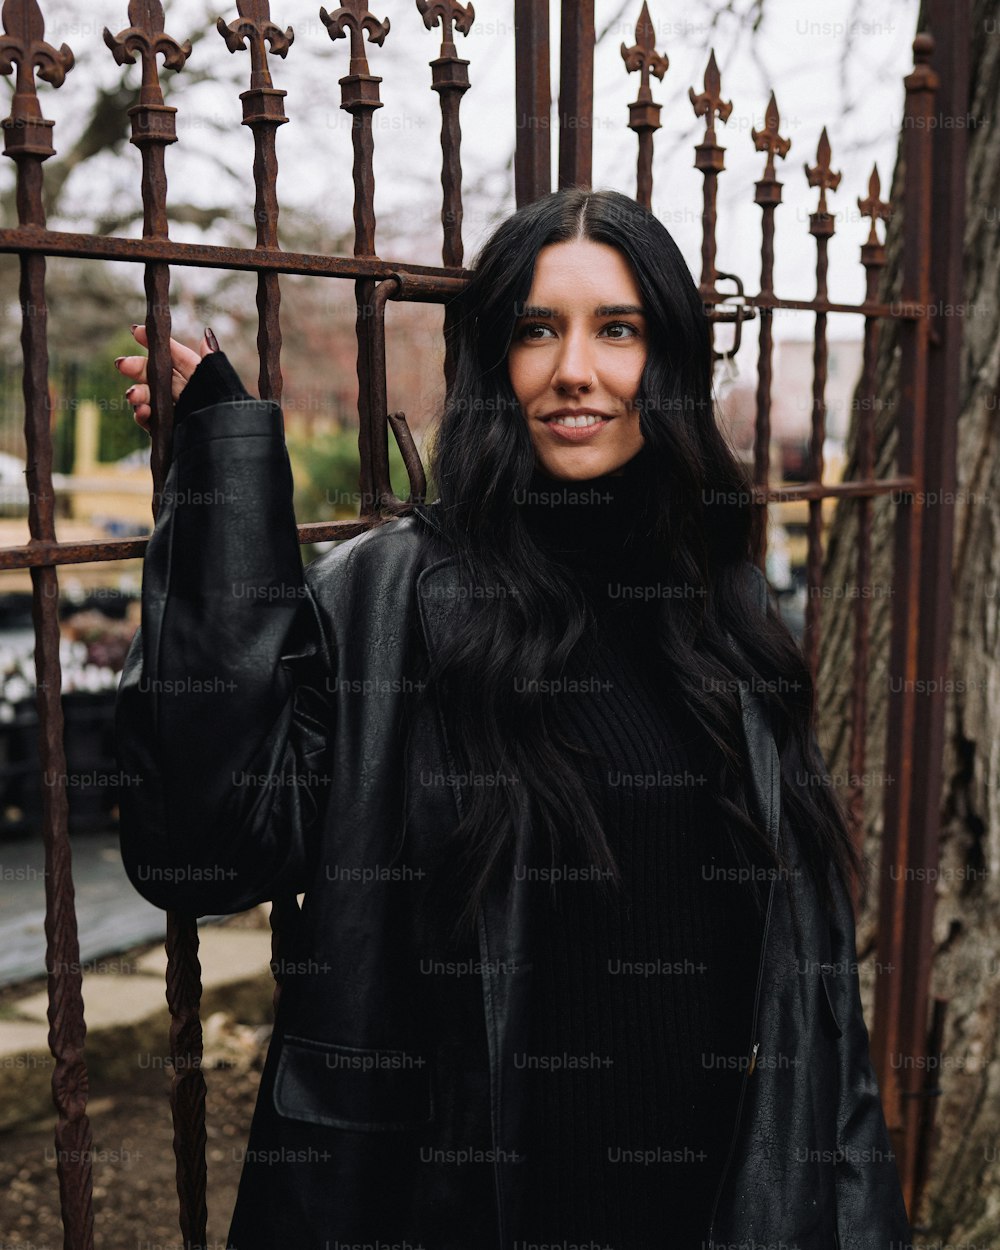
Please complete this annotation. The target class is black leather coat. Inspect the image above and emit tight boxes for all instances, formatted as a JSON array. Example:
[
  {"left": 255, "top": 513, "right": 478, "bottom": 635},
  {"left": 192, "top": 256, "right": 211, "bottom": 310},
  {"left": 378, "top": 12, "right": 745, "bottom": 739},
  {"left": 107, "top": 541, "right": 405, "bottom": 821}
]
[{"left": 115, "top": 395, "right": 914, "bottom": 1250}]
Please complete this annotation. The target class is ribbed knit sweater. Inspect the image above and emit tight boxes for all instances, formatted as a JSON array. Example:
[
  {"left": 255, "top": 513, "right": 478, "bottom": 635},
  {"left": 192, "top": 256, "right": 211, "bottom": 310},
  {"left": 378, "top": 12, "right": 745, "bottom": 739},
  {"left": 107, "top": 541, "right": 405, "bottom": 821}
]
[{"left": 514, "top": 451, "right": 769, "bottom": 1250}]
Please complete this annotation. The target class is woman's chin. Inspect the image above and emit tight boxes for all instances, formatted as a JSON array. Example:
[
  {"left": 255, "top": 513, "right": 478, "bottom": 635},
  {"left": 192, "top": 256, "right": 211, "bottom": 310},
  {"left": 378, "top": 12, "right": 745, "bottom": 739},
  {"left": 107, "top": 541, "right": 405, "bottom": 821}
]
[{"left": 532, "top": 442, "right": 644, "bottom": 481}]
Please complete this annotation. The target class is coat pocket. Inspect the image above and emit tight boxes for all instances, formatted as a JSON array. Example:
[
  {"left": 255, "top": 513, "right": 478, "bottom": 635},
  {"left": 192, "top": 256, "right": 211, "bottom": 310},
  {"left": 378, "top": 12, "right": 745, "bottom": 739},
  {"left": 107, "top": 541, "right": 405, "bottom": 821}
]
[
  {"left": 818, "top": 962, "right": 844, "bottom": 1039},
  {"left": 272, "top": 1032, "right": 434, "bottom": 1132}
]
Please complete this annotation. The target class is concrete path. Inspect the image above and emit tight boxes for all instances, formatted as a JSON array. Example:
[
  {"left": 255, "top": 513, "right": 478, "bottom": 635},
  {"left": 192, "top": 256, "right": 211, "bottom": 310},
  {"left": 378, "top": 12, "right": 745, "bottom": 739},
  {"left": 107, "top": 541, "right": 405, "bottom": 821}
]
[
  {"left": 0, "top": 917, "right": 275, "bottom": 1130},
  {"left": 0, "top": 831, "right": 229, "bottom": 986}
]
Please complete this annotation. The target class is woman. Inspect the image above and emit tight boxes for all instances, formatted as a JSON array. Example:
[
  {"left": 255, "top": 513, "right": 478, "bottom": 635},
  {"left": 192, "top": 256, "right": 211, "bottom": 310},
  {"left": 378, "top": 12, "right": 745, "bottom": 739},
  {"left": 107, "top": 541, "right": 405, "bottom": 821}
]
[{"left": 114, "top": 186, "right": 913, "bottom": 1249}]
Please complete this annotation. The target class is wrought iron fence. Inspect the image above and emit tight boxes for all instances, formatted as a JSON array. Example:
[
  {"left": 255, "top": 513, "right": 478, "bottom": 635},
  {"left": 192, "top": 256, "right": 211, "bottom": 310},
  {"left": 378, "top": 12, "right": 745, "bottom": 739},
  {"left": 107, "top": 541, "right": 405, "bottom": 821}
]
[{"left": 0, "top": 0, "right": 969, "bottom": 1245}]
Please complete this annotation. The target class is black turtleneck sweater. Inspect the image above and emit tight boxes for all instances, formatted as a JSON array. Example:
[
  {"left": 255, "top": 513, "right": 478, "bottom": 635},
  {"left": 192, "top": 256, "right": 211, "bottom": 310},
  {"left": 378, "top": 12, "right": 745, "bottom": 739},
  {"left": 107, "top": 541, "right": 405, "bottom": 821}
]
[{"left": 514, "top": 453, "right": 769, "bottom": 1250}]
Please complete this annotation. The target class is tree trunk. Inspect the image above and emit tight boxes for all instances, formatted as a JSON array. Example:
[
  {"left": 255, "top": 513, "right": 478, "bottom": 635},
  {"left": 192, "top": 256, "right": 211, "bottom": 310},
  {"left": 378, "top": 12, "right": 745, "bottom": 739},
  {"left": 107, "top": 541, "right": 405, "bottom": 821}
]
[{"left": 816, "top": 0, "right": 1000, "bottom": 1235}]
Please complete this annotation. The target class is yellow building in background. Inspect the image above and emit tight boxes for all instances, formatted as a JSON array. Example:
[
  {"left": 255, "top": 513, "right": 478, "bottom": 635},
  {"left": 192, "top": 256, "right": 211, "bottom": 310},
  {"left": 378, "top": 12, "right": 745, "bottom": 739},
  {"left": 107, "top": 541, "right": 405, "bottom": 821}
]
[{"left": 0, "top": 400, "right": 150, "bottom": 595}]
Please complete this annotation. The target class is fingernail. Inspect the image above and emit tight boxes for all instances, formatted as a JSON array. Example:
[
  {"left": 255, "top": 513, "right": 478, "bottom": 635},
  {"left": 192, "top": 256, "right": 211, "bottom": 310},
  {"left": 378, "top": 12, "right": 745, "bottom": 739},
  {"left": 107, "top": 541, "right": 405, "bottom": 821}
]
[
  {"left": 125, "top": 385, "right": 137, "bottom": 397},
  {"left": 130, "top": 324, "right": 139, "bottom": 331},
  {"left": 205, "top": 327, "right": 220, "bottom": 352},
  {"left": 114, "top": 357, "right": 125, "bottom": 367}
]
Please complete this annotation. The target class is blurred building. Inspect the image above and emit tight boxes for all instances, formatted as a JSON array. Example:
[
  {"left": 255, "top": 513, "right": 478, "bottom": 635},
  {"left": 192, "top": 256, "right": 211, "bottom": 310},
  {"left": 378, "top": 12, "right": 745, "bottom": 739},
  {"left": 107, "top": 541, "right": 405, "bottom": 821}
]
[{"left": 716, "top": 337, "right": 864, "bottom": 588}]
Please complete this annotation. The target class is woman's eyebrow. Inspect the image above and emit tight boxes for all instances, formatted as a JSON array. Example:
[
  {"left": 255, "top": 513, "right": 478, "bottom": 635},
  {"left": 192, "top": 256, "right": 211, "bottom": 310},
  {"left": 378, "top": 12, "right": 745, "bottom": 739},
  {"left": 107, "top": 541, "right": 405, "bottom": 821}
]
[
  {"left": 517, "top": 303, "right": 646, "bottom": 317},
  {"left": 596, "top": 303, "right": 646, "bottom": 316}
]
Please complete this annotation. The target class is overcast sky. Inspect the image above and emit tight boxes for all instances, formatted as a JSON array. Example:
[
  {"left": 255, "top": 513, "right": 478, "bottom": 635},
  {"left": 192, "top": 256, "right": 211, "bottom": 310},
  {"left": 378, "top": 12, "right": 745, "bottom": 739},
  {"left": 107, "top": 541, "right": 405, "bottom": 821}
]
[{"left": 2, "top": 0, "right": 921, "bottom": 354}]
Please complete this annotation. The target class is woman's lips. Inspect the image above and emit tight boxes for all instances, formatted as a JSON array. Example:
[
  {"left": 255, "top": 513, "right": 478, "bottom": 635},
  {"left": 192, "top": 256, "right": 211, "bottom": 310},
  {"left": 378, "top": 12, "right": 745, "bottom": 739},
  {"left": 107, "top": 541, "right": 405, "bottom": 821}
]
[{"left": 542, "top": 414, "right": 614, "bottom": 442}]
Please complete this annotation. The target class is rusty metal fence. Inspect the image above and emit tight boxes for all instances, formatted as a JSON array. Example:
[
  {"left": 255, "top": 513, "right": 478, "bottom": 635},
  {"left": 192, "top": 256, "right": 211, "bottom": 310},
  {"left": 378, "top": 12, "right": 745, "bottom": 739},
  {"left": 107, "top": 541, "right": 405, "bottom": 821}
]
[{"left": 0, "top": 0, "right": 969, "bottom": 1245}]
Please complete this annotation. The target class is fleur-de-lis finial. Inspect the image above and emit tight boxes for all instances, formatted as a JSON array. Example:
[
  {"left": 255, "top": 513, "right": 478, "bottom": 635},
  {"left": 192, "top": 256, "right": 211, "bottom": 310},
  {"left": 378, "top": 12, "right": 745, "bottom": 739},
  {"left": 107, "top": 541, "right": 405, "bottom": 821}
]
[
  {"left": 217, "top": 1, "right": 293, "bottom": 90},
  {"left": 858, "top": 163, "right": 891, "bottom": 246},
  {"left": 416, "top": 0, "right": 475, "bottom": 55},
  {"left": 805, "top": 126, "right": 842, "bottom": 216},
  {"left": 0, "top": 0, "right": 74, "bottom": 131},
  {"left": 689, "top": 49, "right": 732, "bottom": 140},
  {"left": 103, "top": 0, "right": 191, "bottom": 109},
  {"left": 620, "top": 1, "right": 668, "bottom": 102},
  {"left": 751, "top": 91, "right": 791, "bottom": 183},
  {"left": 320, "top": 0, "right": 390, "bottom": 75}
]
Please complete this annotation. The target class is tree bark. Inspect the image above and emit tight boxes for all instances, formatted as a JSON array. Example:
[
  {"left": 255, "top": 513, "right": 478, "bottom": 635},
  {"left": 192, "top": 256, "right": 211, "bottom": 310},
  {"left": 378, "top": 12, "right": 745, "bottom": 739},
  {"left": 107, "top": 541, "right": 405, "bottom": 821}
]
[{"left": 816, "top": 0, "right": 1000, "bottom": 1235}]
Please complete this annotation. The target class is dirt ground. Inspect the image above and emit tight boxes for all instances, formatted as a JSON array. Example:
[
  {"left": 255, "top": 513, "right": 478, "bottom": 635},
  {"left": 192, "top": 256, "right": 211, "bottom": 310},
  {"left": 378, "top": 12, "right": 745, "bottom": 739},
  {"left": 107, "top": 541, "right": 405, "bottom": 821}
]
[
  {"left": 0, "top": 1049, "right": 267, "bottom": 1249},
  {"left": 0, "top": 914, "right": 272, "bottom": 1250}
]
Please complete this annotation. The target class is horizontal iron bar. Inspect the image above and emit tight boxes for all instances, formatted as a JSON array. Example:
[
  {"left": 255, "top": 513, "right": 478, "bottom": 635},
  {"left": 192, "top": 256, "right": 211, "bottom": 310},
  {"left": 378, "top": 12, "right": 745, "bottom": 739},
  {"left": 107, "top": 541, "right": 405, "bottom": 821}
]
[
  {"left": 765, "top": 477, "right": 917, "bottom": 502},
  {"left": 0, "top": 522, "right": 368, "bottom": 568},
  {"left": 709, "top": 293, "right": 929, "bottom": 319},
  {"left": 0, "top": 228, "right": 931, "bottom": 320},
  {"left": 0, "top": 479, "right": 918, "bottom": 569},
  {"left": 0, "top": 228, "right": 469, "bottom": 295}
]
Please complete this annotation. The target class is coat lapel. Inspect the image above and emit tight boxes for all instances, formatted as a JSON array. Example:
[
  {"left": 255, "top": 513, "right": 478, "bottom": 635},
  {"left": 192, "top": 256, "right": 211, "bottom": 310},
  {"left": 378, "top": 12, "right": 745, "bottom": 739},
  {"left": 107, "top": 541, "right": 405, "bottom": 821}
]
[{"left": 415, "top": 555, "right": 536, "bottom": 1246}]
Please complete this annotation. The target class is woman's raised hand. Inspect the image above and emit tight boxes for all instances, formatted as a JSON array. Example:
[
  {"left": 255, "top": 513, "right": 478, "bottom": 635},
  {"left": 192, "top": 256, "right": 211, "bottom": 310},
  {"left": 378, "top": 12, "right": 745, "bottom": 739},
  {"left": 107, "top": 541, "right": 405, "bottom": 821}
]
[{"left": 114, "top": 325, "right": 219, "bottom": 434}]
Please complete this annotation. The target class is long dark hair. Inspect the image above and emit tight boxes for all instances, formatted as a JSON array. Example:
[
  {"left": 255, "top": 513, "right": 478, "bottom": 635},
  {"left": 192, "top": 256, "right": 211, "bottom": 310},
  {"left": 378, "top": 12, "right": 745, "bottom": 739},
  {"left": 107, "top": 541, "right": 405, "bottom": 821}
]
[{"left": 408, "top": 186, "right": 861, "bottom": 946}]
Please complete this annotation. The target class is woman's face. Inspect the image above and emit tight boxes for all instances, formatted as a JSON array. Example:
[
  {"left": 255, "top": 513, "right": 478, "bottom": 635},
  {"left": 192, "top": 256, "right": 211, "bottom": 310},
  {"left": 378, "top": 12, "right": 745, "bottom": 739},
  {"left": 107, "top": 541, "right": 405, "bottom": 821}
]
[{"left": 507, "top": 237, "right": 647, "bottom": 480}]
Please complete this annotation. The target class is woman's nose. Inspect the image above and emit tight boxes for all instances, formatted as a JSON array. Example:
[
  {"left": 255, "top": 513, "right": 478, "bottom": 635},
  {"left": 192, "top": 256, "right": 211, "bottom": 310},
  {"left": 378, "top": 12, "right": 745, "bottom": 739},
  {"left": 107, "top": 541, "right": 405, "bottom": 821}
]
[{"left": 551, "top": 333, "right": 595, "bottom": 392}]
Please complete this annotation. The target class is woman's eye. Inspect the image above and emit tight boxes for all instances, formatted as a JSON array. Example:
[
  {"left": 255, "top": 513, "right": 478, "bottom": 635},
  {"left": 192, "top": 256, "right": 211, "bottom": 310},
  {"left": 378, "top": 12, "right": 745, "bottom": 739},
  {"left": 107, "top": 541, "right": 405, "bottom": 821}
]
[
  {"left": 516, "top": 322, "right": 554, "bottom": 340},
  {"left": 516, "top": 321, "right": 640, "bottom": 341},
  {"left": 601, "top": 321, "right": 640, "bottom": 339}
]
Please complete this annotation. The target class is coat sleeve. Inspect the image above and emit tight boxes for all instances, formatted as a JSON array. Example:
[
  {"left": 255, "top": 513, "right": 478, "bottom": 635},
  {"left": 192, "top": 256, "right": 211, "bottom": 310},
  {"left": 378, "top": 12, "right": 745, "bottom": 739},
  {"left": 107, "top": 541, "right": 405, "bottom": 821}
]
[
  {"left": 113, "top": 392, "right": 336, "bottom": 916},
  {"left": 822, "top": 804, "right": 914, "bottom": 1250},
  {"left": 795, "top": 721, "right": 913, "bottom": 1248},
  {"left": 742, "top": 561, "right": 912, "bottom": 1247}
]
